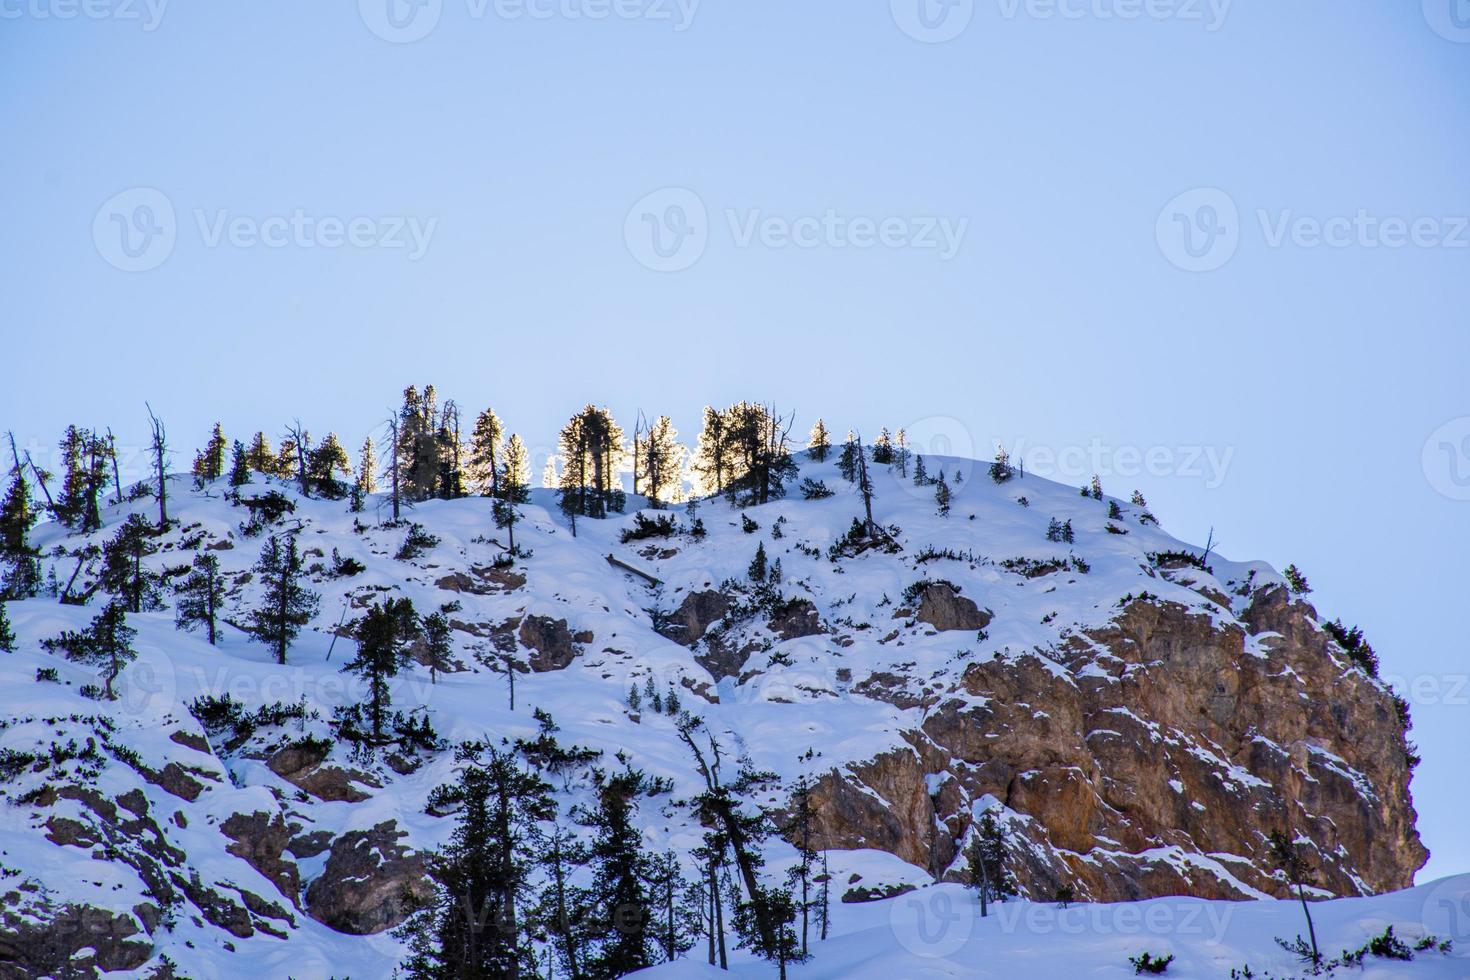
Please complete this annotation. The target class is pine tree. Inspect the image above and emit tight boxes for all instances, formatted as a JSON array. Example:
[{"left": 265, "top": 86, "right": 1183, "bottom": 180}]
[
  {"left": 228, "top": 440, "right": 250, "bottom": 487},
  {"left": 500, "top": 434, "right": 531, "bottom": 503},
  {"left": 468, "top": 407, "right": 505, "bottom": 498},
  {"left": 558, "top": 405, "right": 626, "bottom": 522},
  {"left": 626, "top": 682, "right": 642, "bottom": 712},
  {"left": 192, "top": 423, "right": 228, "bottom": 485},
  {"left": 990, "top": 444, "right": 1015, "bottom": 484},
  {"left": 400, "top": 746, "right": 554, "bottom": 979},
  {"left": 837, "top": 432, "right": 859, "bottom": 483},
  {"left": 967, "top": 810, "right": 1016, "bottom": 917},
  {"left": 247, "top": 534, "right": 320, "bottom": 665},
  {"left": 245, "top": 432, "right": 274, "bottom": 474},
  {"left": 174, "top": 553, "right": 224, "bottom": 645},
  {"left": 785, "top": 774, "right": 819, "bottom": 956},
  {"left": 54, "top": 426, "right": 108, "bottom": 531},
  {"left": 99, "top": 514, "right": 164, "bottom": 614},
  {"left": 580, "top": 766, "right": 660, "bottom": 978},
  {"left": 533, "top": 823, "right": 592, "bottom": 979},
  {"left": 807, "top": 419, "right": 831, "bottom": 462},
  {"left": 1284, "top": 564, "right": 1312, "bottom": 595},
  {"left": 0, "top": 438, "right": 42, "bottom": 599},
  {"left": 748, "top": 542, "right": 768, "bottom": 582},
  {"left": 894, "top": 428, "right": 910, "bottom": 477},
  {"left": 343, "top": 597, "right": 419, "bottom": 740},
  {"left": 435, "top": 399, "right": 466, "bottom": 500},
  {"left": 306, "top": 432, "right": 351, "bottom": 499},
  {"left": 935, "top": 474, "right": 951, "bottom": 517},
  {"left": 639, "top": 415, "right": 684, "bottom": 509},
  {"left": 397, "top": 385, "right": 444, "bottom": 503},
  {"left": 871, "top": 428, "right": 895, "bottom": 464},
  {"left": 356, "top": 436, "right": 378, "bottom": 495},
  {"left": 648, "top": 851, "right": 698, "bottom": 963},
  {"left": 42, "top": 601, "right": 136, "bottom": 700},
  {"left": 912, "top": 454, "right": 928, "bottom": 486},
  {"left": 1089, "top": 474, "right": 1103, "bottom": 500},
  {"left": 0, "top": 600, "right": 14, "bottom": 651},
  {"left": 421, "top": 610, "right": 452, "bottom": 684}
]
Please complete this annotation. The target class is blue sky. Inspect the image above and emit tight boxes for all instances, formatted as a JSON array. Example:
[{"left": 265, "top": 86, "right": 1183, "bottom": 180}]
[{"left": 2, "top": 1, "right": 1468, "bottom": 879}]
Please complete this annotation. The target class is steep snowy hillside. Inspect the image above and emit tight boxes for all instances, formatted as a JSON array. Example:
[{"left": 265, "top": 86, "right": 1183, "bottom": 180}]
[{"left": 0, "top": 450, "right": 1432, "bottom": 977}]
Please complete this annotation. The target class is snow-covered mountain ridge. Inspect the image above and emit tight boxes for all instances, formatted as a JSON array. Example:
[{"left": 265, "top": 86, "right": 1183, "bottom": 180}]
[{"left": 0, "top": 449, "right": 1433, "bottom": 977}]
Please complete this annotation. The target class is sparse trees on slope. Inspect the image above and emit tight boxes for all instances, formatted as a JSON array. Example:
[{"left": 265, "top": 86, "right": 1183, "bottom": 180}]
[
  {"left": 247, "top": 534, "right": 320, "bottom": 665},
  {"left": 42, "top": 601, "right": 136, "bottom": 700},
  {"left": 400, "top": 745, "right": 554, "bottom": 980},
  {"left": 174, "top": 553, "right": 224, "bottom": 645}
]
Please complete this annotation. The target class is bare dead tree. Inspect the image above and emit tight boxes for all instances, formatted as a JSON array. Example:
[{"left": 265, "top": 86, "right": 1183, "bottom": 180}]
[
  {"left": 385, "top": 413, "right": 401, "bottom": 522},
  {"left": 145, "top": 403, "right": 168, "bottom": 530},
  {"left": 285, "top": 421, "right": 311, "bottom": 498},
  {"left": 105, "top": 429, "right": 123, "bottom": 504}
]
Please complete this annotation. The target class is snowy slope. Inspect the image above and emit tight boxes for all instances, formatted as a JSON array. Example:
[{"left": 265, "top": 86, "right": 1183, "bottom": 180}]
[{"left": 0, "top": 451, "right": 1440, "bottom": 977}]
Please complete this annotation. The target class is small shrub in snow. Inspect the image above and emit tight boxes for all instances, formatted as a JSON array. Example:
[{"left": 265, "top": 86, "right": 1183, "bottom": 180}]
[
  {"left": 1128, "top": 951, "right": 1174, "bottom": 974},
  {"left": 800, "top": 477, "right": 834, "bottom": 500},
  {"left": 396, "top": 523, "right": 440, "bottom": 560},
  {"left": 620, "top": 512, "right": 679, "bottom": 543}
]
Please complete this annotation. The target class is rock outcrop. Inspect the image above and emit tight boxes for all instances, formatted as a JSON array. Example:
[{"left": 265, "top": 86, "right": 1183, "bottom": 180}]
[
  {"left": 305, "top": 821, "right": 431, "bottom": 935},
  {"left": 808, "top": 587, "right": 1424, "bottom": 902}
]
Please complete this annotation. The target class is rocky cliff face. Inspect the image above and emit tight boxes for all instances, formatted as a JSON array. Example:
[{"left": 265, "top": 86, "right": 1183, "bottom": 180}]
[
  {"left": 0, "top": 452, "right": 1426, "bottom": 976},
  {"left": 804, "top": 586, "right": 1423, "bottom": 902}
]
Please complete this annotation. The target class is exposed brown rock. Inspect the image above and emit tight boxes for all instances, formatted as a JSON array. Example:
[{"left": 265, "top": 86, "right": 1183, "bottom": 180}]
[
  {"left": 518, "top": 615, "right": 592, "bottom": 672},
  {"left": 305, "top": 821, "right": 431, "bottom": 935},
  {"left": 913, "top": 582, "right": 992, "bottom": 632},
  {"left": 810, "top": 590, "right": 1425, "bottom": 902}
]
